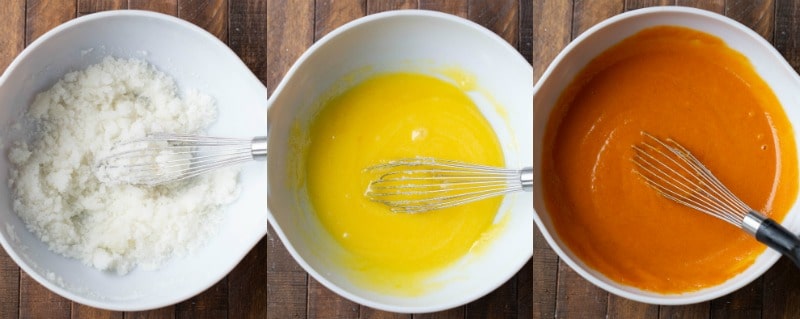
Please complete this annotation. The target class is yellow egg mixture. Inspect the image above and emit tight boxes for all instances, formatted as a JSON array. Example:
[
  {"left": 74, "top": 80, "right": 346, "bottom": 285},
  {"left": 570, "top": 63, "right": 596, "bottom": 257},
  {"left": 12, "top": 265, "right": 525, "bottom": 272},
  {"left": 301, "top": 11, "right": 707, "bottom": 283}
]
[{"left": 305, "top": 72, "right": 504, "bottom": 294}]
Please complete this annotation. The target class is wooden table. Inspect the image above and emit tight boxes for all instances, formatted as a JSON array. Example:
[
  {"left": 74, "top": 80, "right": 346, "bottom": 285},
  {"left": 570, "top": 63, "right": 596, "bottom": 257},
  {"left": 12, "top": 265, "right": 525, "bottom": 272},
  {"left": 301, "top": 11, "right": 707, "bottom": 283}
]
[{"left": 533, "top": 1, "right": 800, "bottom": 319}]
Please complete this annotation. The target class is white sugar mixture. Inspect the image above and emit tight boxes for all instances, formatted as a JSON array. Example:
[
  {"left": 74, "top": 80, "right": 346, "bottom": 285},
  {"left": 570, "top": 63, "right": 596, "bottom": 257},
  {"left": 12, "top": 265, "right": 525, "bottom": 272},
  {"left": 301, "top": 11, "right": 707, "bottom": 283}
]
[{"left": 8, "top": 57, "right": 240, "bottom": 275}]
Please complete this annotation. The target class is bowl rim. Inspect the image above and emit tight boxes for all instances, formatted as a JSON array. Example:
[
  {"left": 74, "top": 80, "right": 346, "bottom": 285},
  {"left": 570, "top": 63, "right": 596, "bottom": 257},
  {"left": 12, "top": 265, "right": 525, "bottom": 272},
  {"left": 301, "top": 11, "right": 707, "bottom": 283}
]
[
  {"left": 265, "top": 9, "right": 533, "bottom": 313},
  {"left": 532, "top": 5, "right": 798, "bottom": 305},
  {"left": 0, "top": 9, "right": 266, "bottom": 311}
]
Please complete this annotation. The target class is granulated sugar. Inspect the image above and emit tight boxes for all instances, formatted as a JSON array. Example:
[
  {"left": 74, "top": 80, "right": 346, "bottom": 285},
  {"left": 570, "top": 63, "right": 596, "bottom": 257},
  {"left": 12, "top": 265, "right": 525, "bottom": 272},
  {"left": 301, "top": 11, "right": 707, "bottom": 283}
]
[{"left": 8, "top": 57, "right": 240, "bottom": 275}]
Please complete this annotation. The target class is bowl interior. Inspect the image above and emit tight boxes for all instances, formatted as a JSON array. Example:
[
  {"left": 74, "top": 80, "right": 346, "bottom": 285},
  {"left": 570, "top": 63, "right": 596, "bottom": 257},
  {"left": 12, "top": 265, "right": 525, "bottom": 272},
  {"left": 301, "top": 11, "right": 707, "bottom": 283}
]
[
  {"left": 0, "top": 11, "right": 269, "bottom": 311},
  {"left": 532, "top": 7, "right": 800, "bottom": 305},
  {"left": 267, "top": 11, "right": 533, "bottom": 313}
]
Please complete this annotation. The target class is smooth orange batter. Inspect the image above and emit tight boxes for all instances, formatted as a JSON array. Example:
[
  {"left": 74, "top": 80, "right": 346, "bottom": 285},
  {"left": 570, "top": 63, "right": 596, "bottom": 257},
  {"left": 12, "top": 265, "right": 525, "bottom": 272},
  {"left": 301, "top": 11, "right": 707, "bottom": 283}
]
[
  {"left": 542, "top": 26, "right": 798, "bottom": 293},
  {"left": 306, "top": 73, "right": 504, "bottom": 294}
]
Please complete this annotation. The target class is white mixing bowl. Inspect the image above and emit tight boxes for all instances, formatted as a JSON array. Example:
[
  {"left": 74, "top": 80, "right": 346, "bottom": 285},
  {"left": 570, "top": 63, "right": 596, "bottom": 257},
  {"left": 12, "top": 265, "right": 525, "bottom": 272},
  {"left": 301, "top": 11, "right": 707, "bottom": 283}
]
[
  {"left": 532, "top": 6, "right": 800, "bottom": 305},
  {"left": 0, "top": 11, "right": 268, "bottom": 311},
  {"left": 267, "top": 10, "right": 534, "bottom": 313}
]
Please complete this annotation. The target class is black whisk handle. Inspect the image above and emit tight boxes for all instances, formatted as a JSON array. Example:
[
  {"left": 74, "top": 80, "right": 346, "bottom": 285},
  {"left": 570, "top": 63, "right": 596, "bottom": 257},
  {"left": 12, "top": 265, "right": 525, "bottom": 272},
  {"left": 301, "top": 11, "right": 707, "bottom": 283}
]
[{"left": 755, "top": 218, "right": 800, "bottom": 268}]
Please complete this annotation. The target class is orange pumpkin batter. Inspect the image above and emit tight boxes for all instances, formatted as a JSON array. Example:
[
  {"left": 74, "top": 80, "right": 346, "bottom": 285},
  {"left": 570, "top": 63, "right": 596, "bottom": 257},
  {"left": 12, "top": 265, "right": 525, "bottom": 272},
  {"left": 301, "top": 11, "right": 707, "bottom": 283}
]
[{"left": 542, "top": 26, "right": 798, "bottom": 293}]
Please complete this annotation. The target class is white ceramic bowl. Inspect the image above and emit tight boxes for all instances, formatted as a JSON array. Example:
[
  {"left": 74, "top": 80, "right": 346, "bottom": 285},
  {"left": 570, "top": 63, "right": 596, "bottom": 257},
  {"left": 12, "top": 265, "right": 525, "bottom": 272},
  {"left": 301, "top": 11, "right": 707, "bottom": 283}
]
[
  {"left": 0, "top": 11, "right": 269, "bottom": 310},
  {"left": 267, "top": 10, "right": 534, "bottom": 313},
  {"left": 532, "top": 6, "right": 800, "bottom": 305}
]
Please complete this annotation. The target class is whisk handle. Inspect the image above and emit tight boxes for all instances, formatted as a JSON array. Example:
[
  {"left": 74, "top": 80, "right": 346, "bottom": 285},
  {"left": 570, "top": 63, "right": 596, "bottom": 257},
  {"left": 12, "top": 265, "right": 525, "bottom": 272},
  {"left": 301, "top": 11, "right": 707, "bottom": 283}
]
[
  {"left": 251, "top": 136, "right": 268, "bottom": 160},
  {"left": 521, "top": 167, "right": 533, "bottom": 192},
  {"left": 754, "top": 217, "right": 800, "bottom": 268}
]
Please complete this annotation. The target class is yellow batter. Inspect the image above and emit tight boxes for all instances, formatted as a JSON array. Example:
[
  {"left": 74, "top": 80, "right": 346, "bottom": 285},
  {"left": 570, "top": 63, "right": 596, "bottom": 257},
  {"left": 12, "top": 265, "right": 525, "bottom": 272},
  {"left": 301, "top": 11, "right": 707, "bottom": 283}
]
[{"left": 306, "top": 72, "right": 504, "bottom": 294}]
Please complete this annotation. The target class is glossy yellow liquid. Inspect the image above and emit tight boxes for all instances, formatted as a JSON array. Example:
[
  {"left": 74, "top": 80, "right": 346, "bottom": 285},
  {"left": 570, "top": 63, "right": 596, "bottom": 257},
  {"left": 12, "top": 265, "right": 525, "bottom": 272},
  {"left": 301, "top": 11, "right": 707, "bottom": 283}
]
[{"left": 306, "top": 73, "right": 504, "bottom": 293}]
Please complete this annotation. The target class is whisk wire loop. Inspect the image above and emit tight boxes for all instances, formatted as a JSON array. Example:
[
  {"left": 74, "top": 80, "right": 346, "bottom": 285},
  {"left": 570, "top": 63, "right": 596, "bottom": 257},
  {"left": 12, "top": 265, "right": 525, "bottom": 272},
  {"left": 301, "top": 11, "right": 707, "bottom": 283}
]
[
  {"left": 95, "top": 134, "right": 266, "bottom": 186},
  {"left": 632, "top": 132, "right": 752, "bottom": 228},
  {"left": 634, "top": 132, "right": 800, "bottom": 268},
  {"left": 364, "top": 158, "right": 531, "bottom": 213}
]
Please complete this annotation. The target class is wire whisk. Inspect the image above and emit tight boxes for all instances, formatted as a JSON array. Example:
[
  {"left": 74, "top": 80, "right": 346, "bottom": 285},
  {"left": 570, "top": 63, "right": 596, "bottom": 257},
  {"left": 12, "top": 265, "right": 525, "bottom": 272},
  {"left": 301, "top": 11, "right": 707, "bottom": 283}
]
[
  {"left": 364, "top": 158, "right": 533, "bottom": 213},
  {"left": 95, "top": 133, "right": 267, "bottom": 186},
  {"left": 632, "top": 132, "right": 800, "bottom": 268}
]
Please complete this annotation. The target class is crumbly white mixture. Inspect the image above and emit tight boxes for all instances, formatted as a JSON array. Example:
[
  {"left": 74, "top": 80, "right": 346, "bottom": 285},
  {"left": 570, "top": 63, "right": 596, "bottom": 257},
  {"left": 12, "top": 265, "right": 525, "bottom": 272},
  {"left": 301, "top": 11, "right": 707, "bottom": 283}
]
[{"left": 8, "top": 57, "right": 240, "bottom": 275}]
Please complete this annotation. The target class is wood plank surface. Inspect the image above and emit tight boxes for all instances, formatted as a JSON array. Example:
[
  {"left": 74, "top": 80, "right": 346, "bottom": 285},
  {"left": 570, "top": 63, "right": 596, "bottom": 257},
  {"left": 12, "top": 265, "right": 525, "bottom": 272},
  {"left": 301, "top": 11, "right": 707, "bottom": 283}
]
[
  {"left": 0, "top": 1, "right": 25, "bottom": 318},
  {"left": 128, "top": 0, "right": 177, "bottom": 14}
]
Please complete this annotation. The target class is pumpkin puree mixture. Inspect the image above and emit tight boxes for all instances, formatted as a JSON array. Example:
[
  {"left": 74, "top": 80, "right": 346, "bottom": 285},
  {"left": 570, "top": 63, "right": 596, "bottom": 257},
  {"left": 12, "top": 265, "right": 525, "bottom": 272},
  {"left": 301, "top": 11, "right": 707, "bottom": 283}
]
[{"left": 542, "top": 26, "right": 798, "bottom": 293}]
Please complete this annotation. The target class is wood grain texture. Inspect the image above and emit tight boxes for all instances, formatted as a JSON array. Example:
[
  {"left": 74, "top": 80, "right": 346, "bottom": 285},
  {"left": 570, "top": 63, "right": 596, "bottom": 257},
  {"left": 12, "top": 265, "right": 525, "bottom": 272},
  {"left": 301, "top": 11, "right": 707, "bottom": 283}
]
[
  {"left": 307, "top": 279, "right": 359, "bottom": 319},
  {"left": 228, "top": 238, "right": 269, "bottom": 319},
  {"left": 531, "top": 2, "right": 572, "bottom": 317},
  {"left": 25, "top": 0, "right": 77, "bottom": 45},
  {"left": 571, "top": 0, "right": 623, "bottom": 37},
  {"left": 676, "top": 0, "right": 724, "bottom": 12},
  {"left": 179, "top": 0, "right": 228, "bottom": 42},
  {"left": 77, "top": 0, "right": 125, "bottom": 15},
  {"left": 658, "top": 303, "right": 710, "bottom": 319},
  {"left": 469, "top": 0, "right": 519, "bottom": 47},
  {"left": 726, "top": 0, "right": 774, "bottom": 42},
  {"left": 314, "top": 0, "right": 366, "bottom": 40},
  {"left": 0, "top": 0, "right": 25, "bottom": 71},
  {"left": 0, "top": 2, "right": 24, "bottom": 319},
  {"left": 264, "top": 2, "right": 314, "bottom": 318},
  {"left": 531, "top": 234, "right": 557, "bottom": 319},
  {"left": 367, "top": 0, "right": 416, "bottom": 13},
  {"left": 775, "top": 0, "right": 800, "bottom": 71},
  {"left": 228, "top": 0, "right": 268, "bottom": 83},
  {"left": 413, "top": 307, "right": 464, "bottom": 319},
  {"left": 175, "top": 280, "right": 229, "bottom": 319},
  {"left": 125, "top": 307, "right": 175, "bottom": 319},
  {"left": 0, "top": 250, "right": 19, "bottom": 319},
  {"left": 555, "top": 264, "right": 607, "bottom": 318},
  {"left": 267, "top": 229, "right": 308, "bottom": 319},
  {"left": 19, "top": 272, "right": 70, "bottom": 319},
  {"left": 360, "top": 307, "right": 411, "bottom": 319},
  {"left": 710, "top": 278, "right": 763, "bottom": 319},
  {"left": 265, "top": 0, "right": 313, "bottom": 89},
  {"left": 625, "top": 0, "right": 674, "bottom": 9},
  {"left": 530, "top": 0, "right": 571, "bottom": 81},
  {"left": 465, "top": 278, "right": 517, "bottom": 318},
  {"left": 606, "top": 295, "right": 658, "bottom": 318},
  {"left": 128, "top": 0, "right": 177, "bottom": 14},
  {"left": 72, "top": 304, "right": 122, "bottom": 319},
  {"left": 419, "top": 0, "right": 467, "bottom": 17},
  {"left": 519, "top": 0, "right": 533, "bottom": 64},
  {"left": 763, "top": 258, "right": 800, "bottom": 319},
  {"left": 517, "top": 258, "right": 533, "bottom": 318}
]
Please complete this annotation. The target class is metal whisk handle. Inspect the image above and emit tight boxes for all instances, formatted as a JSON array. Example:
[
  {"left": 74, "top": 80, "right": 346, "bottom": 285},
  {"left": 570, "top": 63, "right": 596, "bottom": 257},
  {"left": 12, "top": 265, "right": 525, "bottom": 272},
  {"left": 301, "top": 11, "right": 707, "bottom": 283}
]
[
  {"left": 747, "top": 211, "right": 800, "bottom": 268},
  {"left": 251, "top": 136, "right": 268, "bottom": 160},
  {"left": 520, "top": 167, "right": 533, "bottom": 192}
]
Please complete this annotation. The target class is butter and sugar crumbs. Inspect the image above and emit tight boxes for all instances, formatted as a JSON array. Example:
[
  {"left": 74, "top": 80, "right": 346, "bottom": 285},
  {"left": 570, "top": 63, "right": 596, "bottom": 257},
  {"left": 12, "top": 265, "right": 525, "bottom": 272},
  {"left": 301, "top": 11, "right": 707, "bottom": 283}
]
[{"left": 8, "top": 57, "right": 240, "bottom": 275}]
